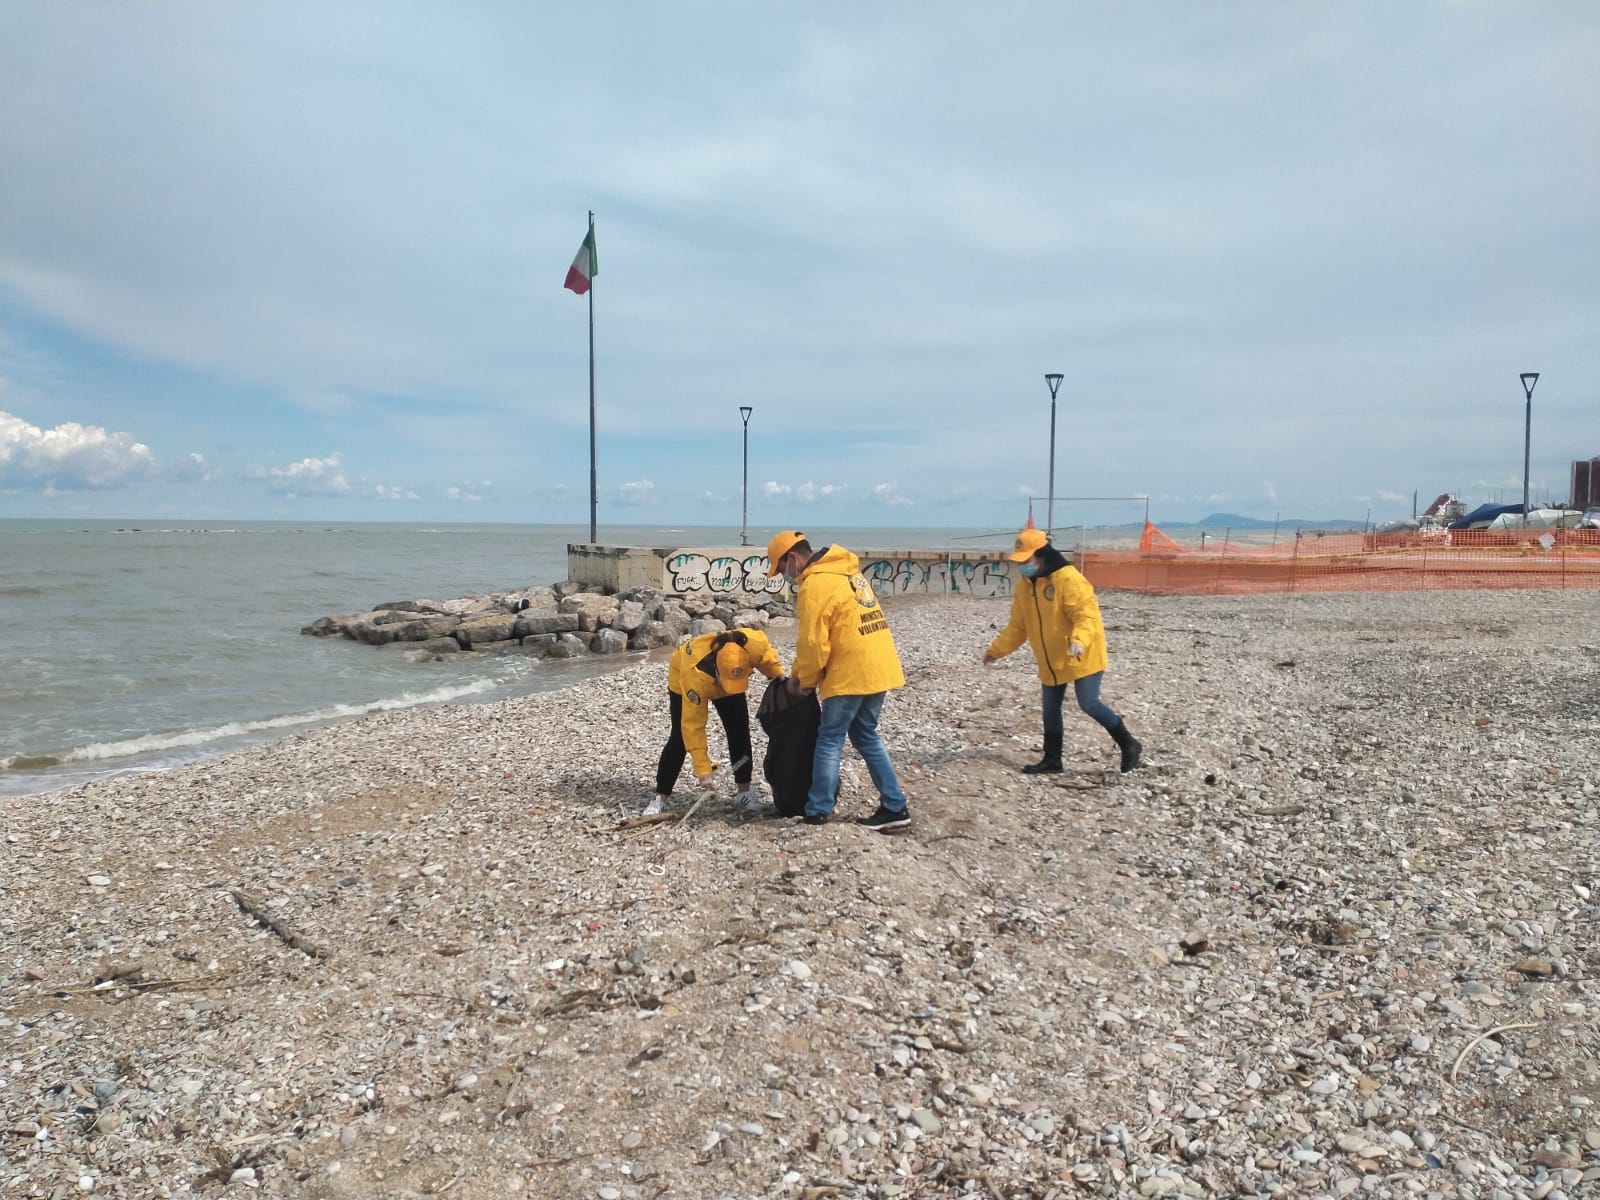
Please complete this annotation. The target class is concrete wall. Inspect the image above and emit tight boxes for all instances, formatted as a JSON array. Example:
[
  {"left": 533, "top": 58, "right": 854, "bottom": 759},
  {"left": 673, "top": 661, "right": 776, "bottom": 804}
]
[{"left": 568, "top": 544, "right": 1021, "bottom": 599}]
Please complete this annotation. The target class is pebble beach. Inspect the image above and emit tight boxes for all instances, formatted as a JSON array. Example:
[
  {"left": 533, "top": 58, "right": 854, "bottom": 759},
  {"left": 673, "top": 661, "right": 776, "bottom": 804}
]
[{"left": 3, "top": 589, "right": 1596, "bottom": 1200}]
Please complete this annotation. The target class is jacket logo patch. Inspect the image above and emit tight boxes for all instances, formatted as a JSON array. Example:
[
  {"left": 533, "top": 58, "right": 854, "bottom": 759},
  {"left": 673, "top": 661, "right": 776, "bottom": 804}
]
[
  {"left": 686, "top": 689, "right": 701, "bottom": 704},
  {"left": 1043, "top": 584, "right": 1056, "bottom": 601},
  {"left": 850, "top": 574, "right": 879, "bottom": 607}
]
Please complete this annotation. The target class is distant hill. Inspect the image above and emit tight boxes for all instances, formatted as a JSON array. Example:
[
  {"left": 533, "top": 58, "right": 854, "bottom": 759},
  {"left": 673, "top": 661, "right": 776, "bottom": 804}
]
[{"left": 1172, "top": 512, "right": 1367, "bottom": 530}]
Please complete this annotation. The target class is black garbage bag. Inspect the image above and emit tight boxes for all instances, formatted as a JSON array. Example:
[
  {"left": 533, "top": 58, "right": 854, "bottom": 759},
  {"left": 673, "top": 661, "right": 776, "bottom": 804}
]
[{"left": 756, "top": 682, "right": 821, "bottom": 818}]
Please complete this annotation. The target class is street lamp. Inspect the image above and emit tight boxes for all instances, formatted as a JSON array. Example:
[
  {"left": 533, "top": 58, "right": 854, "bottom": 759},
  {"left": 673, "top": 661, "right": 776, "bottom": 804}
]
[
  {"left": 1519, "top": 373, "right": 1539, "bottom": 527},
  {"left": 1044, "top": 373, "right": 1064, "bottom": 536},
  {"left": 739, "top": 405, "right": 754, "bottom": 545}
]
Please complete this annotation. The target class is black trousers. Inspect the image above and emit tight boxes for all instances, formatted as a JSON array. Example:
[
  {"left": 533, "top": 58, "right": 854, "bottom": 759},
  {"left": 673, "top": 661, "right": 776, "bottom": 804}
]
[{"left": 655, "top": 689, "right": 753, "bottom": 795}]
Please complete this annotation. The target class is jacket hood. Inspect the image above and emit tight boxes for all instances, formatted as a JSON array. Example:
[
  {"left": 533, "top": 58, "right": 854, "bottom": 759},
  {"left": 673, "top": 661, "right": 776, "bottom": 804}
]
[
  {"left": 1035, "top": 545, "right": 1071, "bottom": 576},
  {"left": 801, "top": 544, "right": 861, "bottom": 578}
]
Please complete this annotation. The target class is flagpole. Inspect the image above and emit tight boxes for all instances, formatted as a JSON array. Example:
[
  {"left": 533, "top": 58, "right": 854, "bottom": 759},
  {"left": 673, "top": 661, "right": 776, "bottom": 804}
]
[{"left": 587, "top": 211, "right": 597, "bottom": 545}]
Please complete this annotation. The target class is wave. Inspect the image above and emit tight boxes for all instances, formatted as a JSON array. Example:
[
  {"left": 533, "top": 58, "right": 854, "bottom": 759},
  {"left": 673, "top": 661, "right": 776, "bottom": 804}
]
[{"left": 1, "top": 677, "right": 502, "bottom": 772}]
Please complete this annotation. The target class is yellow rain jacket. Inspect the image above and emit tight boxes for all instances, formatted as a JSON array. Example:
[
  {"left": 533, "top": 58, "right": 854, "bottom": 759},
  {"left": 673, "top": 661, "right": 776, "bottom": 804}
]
[
  {"left": 668, "top": 629, "right": 785, "bottom": 778},
  {"left": 792, "top": 546, "right": 906, "bottom": 700},
  {"left": 987, "top": 562, "right": 1109, "bottom": 684}
]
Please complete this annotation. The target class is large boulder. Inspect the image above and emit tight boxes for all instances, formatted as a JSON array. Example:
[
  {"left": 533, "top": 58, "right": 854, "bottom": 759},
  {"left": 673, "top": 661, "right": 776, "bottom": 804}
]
[
  {"left": 546, "top": 632, "right": 589, "bottom": 659},
  {"left": 688, "top": 617, "right": 726, "bottom": 637},
  {"left": 629, "top": 621, "right": 677, "bottom": 650},
  {"left": 559, "top": 593, "right": 621, "bottom": 632},
  {"left": 612, "top": 600, "right": 647, "bottom": 634},
  {"left": 678, "top": 593, "right": 716, "bottom": 617},
  {"left": 371, "top": 599, "right": 448, "bottom": 615},
  {"left": 301, "top": 614, "right": 357, "bottom": 637},
  {"left": 656, "top": 605, "right": 692, "bottom": 636},
  {"left": 514, "top": 608, "right": 580, "bottom": 637},
  {"left": 592, "top": 628, "right": 630, "bottom": 655},
  {"left": 504, "top": 586, "right": 558, "bottom": 612},
  {"left": 454, "top": 613, "right": 519, "bottom": 646},
  {"left": 344, "top": 610, "right": 461, "bottom": 645},
  {"left": 730, "top": 609, "right": 768, "bottom": 628}
]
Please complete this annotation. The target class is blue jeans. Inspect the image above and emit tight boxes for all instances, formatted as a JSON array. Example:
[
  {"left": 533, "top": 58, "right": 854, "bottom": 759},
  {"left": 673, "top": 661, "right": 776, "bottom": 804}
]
[
  {"left": 806, "top": 691, "right": 907, "bottom": 818},
  {"left": 1042, "top": 672, "right": 1120, "bottom": 735}
]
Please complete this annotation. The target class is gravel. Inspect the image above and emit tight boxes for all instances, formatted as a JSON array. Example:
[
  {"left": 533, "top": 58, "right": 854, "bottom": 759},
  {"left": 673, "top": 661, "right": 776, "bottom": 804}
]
[{"left": 3, "top": 589, "right": 1596, "bottom": 1199}]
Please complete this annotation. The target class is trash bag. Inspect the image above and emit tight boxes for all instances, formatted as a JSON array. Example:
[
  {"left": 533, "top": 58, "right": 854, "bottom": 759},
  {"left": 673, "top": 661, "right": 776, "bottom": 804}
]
[{"left": 756, "top": 682, "right": 820, "bottom": 818}]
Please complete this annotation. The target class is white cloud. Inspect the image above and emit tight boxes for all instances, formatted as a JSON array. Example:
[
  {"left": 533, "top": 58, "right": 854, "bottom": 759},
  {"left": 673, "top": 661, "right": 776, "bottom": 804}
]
[
  {"left": 762, "top": 480, "right": 791, "bottom": 498},
  {"left": 1376, "top": 488, "right": 1406, "bottom": 502},
  {"left": 617, "top": 478, "right": 655, "bottom": 506},
  {"left": 869, "top": 482, "right": 913, "bottom": 507},
  {"left": 168, "top": 451, "right": 221, "bottom": 483},
  {"left": 445, "top": 485, "right": 485, "bottom": 503},
  {"left": 1263, "top": 481, "right": 1279, "bottom": 502},
  {"left": 0, "top": 410, "right": 160, "bottom": 490},
  {"left": 247, "top": 453, "right": 350, "bottom": 495},
  {"left": 374, "top": 484, "right": 420, "bottom": 501}
]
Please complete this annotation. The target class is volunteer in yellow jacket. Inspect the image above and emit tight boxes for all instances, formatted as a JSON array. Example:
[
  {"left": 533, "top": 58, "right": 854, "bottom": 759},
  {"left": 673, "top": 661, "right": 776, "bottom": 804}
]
[
  {"left": 766, "top": 530, "right": 911, "bottom": 832},
  {"left": 645, "top": 628, "right": 786, "bottom": 817},
  {"left": 983, "top": 527, "right": 1143, "bottom": 774}
]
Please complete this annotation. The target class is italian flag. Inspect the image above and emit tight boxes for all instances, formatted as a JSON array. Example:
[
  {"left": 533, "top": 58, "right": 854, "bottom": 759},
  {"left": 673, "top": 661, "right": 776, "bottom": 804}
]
[{"left": 563, "top": 226, "right": 597, "bottom": 295}]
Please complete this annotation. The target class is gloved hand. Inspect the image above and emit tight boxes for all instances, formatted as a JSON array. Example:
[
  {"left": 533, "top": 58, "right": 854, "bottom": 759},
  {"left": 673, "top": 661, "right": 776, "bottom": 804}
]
[
  {"left": 1068, "top": 641, "right": 1085, "bottom": 660},
  {"left": 696, "top": 772, "right": 716, "bottom": 790},
  {"left": 981, "top": 652, "right": 996, "bottom": 665}
]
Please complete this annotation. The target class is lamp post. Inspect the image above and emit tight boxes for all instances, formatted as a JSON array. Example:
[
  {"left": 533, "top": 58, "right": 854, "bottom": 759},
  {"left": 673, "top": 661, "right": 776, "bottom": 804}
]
[
  {"left": 1519, "top": 373, "right": 1539, "bottom": 527},
  {"left": 739, "top": 405, "right": 754, "bottom": 545},
  {"left": 1044, "top": 373, "right": 1063, "bottom": 536}
]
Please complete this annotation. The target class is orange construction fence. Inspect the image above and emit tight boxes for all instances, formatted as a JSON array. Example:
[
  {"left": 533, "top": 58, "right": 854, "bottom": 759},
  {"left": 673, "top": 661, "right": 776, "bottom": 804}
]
[{"left": 1078, "top": 522, "right": 1600, "bottom": 594}]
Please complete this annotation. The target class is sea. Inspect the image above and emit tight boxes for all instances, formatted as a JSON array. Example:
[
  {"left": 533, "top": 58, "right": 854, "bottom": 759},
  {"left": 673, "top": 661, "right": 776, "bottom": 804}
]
[{"left": 1, "top": 519, "right": 1018, "bottom": 800}]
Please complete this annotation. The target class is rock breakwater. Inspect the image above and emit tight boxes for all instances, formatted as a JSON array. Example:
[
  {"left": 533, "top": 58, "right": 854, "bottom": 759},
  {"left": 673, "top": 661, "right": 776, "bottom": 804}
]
[{"left": 302, "top": 582, "right": 794, "bottom": 659}]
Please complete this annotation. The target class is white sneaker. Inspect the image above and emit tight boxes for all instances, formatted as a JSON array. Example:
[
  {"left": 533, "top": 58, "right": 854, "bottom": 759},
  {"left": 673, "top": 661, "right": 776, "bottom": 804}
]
[
  {"left": 732, "top": 788, "right": 765, "bottom": 815},
  {"left": 643, "top": 795, "right": 666, "bottom": 816}
]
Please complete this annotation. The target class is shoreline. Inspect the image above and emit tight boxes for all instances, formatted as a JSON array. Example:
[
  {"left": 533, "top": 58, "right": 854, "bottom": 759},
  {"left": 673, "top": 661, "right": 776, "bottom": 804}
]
[{"left": 4, "top": 591, "right": 1595, "bottom": 1199}]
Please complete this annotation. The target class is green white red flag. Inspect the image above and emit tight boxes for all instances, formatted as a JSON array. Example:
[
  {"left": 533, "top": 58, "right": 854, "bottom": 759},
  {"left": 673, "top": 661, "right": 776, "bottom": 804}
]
[{"left": 564, "top": 226, "right": 597, "bottom": 295}]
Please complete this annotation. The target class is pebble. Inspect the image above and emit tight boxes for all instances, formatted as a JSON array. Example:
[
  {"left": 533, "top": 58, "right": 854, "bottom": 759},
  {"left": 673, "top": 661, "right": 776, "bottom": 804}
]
[{"left": 85, "top": 874, "right": 110, "bottom": 887}]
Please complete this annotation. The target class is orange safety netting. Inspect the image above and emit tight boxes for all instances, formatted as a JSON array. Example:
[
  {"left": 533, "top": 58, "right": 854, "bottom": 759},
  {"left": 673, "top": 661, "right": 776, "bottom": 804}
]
[{"left": 1089, "top": 522, "right": 1600, "bottom": 593}]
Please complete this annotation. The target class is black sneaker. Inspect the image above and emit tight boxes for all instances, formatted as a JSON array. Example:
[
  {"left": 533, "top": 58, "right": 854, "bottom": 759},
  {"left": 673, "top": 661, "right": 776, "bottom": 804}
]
[
  {"left": 800, "top": 813, "right": 828, "bottom": 825},
  {"left": 855, "top": 805, "right": 911, "bottom": 832}
]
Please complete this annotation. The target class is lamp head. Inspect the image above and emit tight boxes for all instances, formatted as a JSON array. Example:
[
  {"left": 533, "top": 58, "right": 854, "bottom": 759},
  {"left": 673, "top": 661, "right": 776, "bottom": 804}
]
[
  {"left": 1044, "top": 373, "right": 1064, "bottom": 399},
  {"left": 739, "top": 405, "right": 753, "bottom": 423},
  {"left": 1519, "top": 373, "right": 1539, "bottom": 399}
]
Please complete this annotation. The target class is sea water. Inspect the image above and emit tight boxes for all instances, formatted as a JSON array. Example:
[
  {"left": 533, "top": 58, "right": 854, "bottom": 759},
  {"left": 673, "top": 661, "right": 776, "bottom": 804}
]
[{"left": 1, "top": 519, "right": 1014, "bottom": 799}]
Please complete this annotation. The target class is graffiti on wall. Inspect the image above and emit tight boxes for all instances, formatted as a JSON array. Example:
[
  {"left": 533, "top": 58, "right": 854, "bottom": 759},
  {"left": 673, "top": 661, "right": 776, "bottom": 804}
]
[
  {"left": 667, "top": 551, "right": 788, "bottom": 595},
  {"left": 861, "top": 558, "right": 1015, "bottom": 598},
  {"left": 664, "top": 548, "right": 1016, "bottom": 598}
]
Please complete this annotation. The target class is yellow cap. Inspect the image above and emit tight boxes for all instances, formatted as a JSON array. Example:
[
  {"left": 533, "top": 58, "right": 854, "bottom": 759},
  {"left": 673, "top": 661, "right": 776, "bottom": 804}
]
[
  {"left": 1007, "top": 527, "right": 1049, "bottom": 562},
  {"left": 714, "top": 642, "right": 753, "bottom": 693},
  {"left": 694, "top": 639, "right": 754, "bottom": 693},
  {"left": 765, "top": 530, "right": 805, "bottom": 576}
]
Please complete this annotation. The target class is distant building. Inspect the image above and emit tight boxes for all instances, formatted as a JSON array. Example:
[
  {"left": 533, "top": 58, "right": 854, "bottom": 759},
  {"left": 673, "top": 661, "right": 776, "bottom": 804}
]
[{"left": 1572, "top": 458, "right": 1600, "bottom": 510}]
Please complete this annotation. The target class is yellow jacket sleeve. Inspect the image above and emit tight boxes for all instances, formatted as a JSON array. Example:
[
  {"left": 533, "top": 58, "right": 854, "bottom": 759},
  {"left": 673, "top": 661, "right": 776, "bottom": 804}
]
[
  {"left": 792, "top": 584, "right": 834, "bottom": 689},
  {"left": 986, "top": 590, "right": 1028, "bottom": 660},
  {"left": 679, "top": 687, "right": 715, "bottom": 778},
  {"left": 747, "top": 630, "right": 786, "bottom": 680}
]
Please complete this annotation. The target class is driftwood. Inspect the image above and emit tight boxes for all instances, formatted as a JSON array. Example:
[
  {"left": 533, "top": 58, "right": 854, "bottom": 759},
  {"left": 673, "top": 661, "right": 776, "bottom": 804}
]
[
  {"left": 1450, "top": 1021, "right": 1538, "bottom": 1084},
  {"left": 678, "top": 754, "right": 751, "bottom": 829},
  {"left": 230, "top": 888, "right": 329, "bottom": 960},
  {"left": 617, "top": 811, "right": 682, "bottom": 829}
]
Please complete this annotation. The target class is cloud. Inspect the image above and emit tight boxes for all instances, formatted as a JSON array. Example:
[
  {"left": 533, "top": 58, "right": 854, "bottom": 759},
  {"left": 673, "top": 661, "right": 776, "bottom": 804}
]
[
  {"left": 374, "top": 484, "right": 420, "bottom": 501},
  {"left": 869, "top": 482, "right": 913, "bottom": 508},
  {"left": 762, "top": 481, "right": 791, "bottom": 498},
  {"left": 246, "top": 453, "right": 350, "bottom": 495},
  {"left": 0, "top": 410, "right": 160, "bottom": 490},
  {"left": 445, "top": 485, "right": 485, "bottom": 503},
  {"left": 168, "top": 451, "right": 221, "bottom": 483},
  {"left": 617, "top": 478, "right": 655, "bottom": 506},
  {"left": 1375, "top": 488, "right": 1407, "bottom": 502},
  {"left": 1263, "top": 481, "right": 1278, "bottom": 502}
]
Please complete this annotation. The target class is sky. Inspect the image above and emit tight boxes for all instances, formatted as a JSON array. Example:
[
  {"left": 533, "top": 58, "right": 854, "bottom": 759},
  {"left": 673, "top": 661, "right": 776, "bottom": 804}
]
[{"left": 1, "top": 1, "right": 1596, "bottom": 529}]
